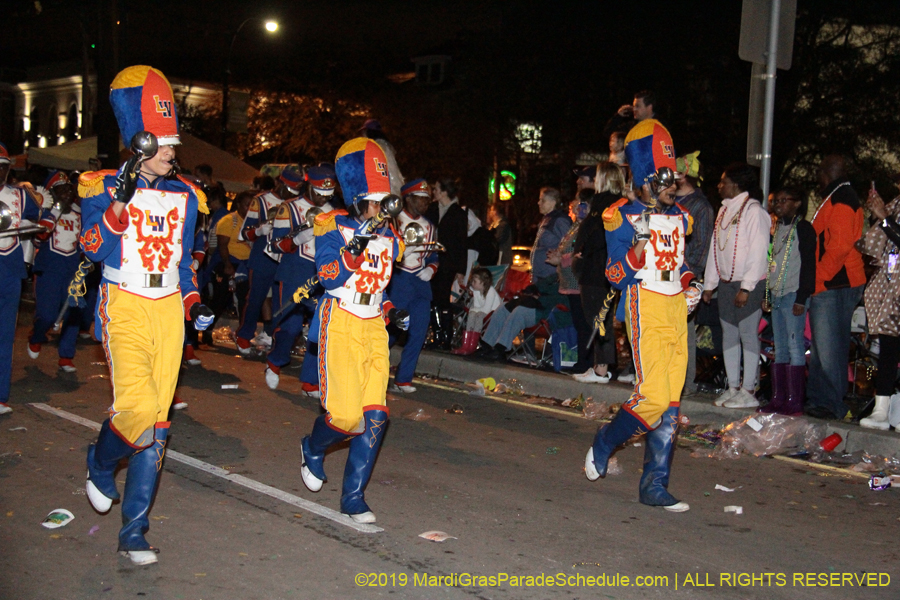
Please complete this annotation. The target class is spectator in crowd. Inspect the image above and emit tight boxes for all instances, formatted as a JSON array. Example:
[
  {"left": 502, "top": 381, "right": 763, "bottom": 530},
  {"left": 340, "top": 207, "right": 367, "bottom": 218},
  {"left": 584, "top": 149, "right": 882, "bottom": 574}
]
[
  {"left": 857, "top": 178, "right": 900, "bottom": 430},
  {"left": 674, "top": 152, "right": 713, "bottom": 395},
  {"left": 548, "top": 193, "right": 591, "bottom": 372},
  {"left": 530, "top": 187, "right": 572, "bottom": 284},
  {"left": 805, "top": 155, "right": 866, "bottom": 420},
  {"left": 574, "top": 166, "right": 596, "bottom": 193},
  {"left": 253, "top": 175, "right": 275, "bottom": 192},
  {"left": 487, "top": 203, "right": 513, "bottom": 265},
  {"left": 760, "top": 186, "right": 816, "bottom": 415},
  {"left": 702, "top": 163, "right": 770, "bottom": 409},
  {"left": 193, "top": 163, "right": 225, "bottom": 197},
  {"left": 572, "top": 163, "right": 627, "bottom": 383},
  {"left": 210, "top": 191, "right": 254, "bottom": 331},
  {"left": 426, "top": 177, "right": 468, "bottom": 349},
  {"left": 632, "top": 90, "right": 657, "bottom": 122},
  {"left": 609, "top": 132, "right": 627, "bottom": 167},
  {"left": 452, "top": 267, "right": 502, "bottom": 355},
  {"left": 466, "top": 207, "right": 499, "bottom": 268}
]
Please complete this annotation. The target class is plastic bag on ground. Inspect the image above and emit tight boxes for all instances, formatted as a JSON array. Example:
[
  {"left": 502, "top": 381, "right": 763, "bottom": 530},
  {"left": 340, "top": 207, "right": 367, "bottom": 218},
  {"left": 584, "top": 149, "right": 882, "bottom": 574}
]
[
  {"left": 707, "top": 414, "right": 827, "bottom": 459},
  {"left": 582, "top": 398, "right": 610, "bottom": 421}
]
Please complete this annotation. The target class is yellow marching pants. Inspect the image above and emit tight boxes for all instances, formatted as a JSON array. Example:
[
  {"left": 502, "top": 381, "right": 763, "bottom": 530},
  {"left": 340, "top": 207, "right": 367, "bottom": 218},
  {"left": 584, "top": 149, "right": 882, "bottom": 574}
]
[
  {"left": 97, "top": 283, "right": 185, "bottom": 446},
  {"left": 317, "top": 297, "right": 390, "bottom": 434},
  {"left": 622, "top": 285, "right": 688, "bottom": 429}
]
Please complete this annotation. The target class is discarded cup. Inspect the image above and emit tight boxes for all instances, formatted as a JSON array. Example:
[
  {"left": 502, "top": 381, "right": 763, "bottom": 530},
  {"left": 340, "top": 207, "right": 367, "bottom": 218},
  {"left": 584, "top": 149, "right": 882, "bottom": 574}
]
[
  {"left": 820, "top": 433, "right": 842, "bottom": 452},
  {"left": 41, "top": 509, "right": 75, "bottom": 529},
  {"left": 476, "top": 377, "right": 496, "bottom": 391}
]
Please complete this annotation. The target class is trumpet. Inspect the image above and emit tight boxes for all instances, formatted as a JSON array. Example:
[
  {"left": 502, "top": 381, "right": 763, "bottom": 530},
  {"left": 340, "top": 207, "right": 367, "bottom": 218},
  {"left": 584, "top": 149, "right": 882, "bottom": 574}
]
[
  {"left": 0, "top": 200, "right": 48, "bottom": 239},
  {"left": 268, "top": 207, "right": 323, "bottom": 250},
  {"left": 402, "top": 221, "right": 445, "bottom": 252}
]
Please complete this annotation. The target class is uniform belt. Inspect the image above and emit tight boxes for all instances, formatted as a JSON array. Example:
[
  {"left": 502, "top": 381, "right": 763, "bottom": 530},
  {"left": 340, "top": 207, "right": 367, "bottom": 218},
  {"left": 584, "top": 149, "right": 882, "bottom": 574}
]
[
  {"left": 329, "top": 287, "right": 382, "bottom": 306},
  {"left": 103, "top": 266, "right": 179, "bottom": 290},
  {"left": 649, "top": 270, "right": 677, "bottom": 282}
]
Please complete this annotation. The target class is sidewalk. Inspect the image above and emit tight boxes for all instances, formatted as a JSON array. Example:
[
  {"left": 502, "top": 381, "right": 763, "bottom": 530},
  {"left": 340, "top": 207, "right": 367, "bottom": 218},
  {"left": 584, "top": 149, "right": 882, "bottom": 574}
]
[{"left": 399, "top": 348, "right": 900, "bottom": 459}]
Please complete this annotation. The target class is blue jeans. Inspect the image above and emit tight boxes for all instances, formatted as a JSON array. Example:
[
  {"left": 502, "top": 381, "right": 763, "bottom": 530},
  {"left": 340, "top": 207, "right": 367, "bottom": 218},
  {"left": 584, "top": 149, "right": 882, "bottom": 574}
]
[
  {"left": 771, "top": 291, "right": 807, "bottom": 366},
  {"left": 482, "top": 305, "right": 536, "bottom": 350},
  {"left": 807, "top": 285, "right": 864, "bottom": 417}
]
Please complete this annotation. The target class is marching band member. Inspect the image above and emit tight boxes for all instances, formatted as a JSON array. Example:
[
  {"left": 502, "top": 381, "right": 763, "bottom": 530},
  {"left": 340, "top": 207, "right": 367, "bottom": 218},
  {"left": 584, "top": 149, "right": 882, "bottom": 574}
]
[
  {"left": 234, "top": 167, "right": 302, "bottom": 354},
  {"left": 27, "top": 171, "right": 85, "bottom": 372},
  {"left": 584, "top": 119, "right": 700, "bottom": 513},
  {"left": 266, "top": 166, "right": 336, "bottom": 394},
  {"left": 80, "top": 65, "right": 213, "bottom": 565},
  {"left": 299, "top": 137, "right": 408, "bottom": 524},
  {"left": 0, "top": 142, "right": 41, "bottom": 415},
  {"left": 387, "top": 179, "right": 438, "bottom": 393}
]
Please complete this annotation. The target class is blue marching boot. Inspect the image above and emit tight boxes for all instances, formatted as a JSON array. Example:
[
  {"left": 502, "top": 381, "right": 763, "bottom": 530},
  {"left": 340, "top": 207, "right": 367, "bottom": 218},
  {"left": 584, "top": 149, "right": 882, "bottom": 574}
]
[
  {"left": 300, "top": 415, "right": 350, "bottom": 492},
  {"left": 585, "top": 409, "right": 645, "bottom": 481},
  {"left": 118, "top": 424, "right": 169, "bottom": 565},
  {"left": 86, "top": 419, "right": 139, "bottom": 513},
  {"left": 639, "top": 406, "right": 689, "bottom": 512},
  {"left": 340, "top": 409, "right": 388, "bottom": 524}
]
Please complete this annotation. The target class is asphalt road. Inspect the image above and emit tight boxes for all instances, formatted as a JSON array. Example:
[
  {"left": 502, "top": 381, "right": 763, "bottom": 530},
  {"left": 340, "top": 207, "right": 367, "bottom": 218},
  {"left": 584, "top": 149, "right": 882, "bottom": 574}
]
[{"left": 1, "top": 324, "right": 898, "bottom": 600}]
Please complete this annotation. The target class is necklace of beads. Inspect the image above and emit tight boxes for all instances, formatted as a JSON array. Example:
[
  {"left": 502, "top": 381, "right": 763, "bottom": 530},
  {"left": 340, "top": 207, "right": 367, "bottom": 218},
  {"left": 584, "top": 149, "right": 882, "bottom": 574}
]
[
  {"left": 713, "top": 196, "right": 752, "bottom": 282},
  {"left": 764, "top": 217, "right": 798, "bottom": 311}
]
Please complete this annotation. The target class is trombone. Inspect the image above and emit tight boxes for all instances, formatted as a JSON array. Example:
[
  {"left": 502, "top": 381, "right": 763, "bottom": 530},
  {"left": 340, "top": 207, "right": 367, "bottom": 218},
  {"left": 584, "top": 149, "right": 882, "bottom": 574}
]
[
  {"left": 402, "top": 221, "right": 445, "bottom": 252},
  {"left": 0, "top": 200, "right": 48, "bottom": 240}
]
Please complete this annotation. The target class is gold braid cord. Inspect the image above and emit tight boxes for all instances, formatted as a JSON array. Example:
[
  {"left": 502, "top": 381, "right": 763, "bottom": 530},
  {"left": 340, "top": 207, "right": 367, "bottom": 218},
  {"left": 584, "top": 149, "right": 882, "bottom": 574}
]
[{"left": 592, "top": 289, "right": 618, "bottom": 336}]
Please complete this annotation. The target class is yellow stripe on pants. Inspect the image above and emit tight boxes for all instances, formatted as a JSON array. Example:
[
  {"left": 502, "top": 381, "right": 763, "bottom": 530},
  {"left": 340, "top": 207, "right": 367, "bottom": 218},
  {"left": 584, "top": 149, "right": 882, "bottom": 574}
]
[
  {"left": 317, "top": 298, "right": 390, "bottom": 434},
  {"left": 99, "top": 283, "right": 184, "bottom": 446},
  {"left": 623, "top": 285, "right": 687, "bottom": 428}
]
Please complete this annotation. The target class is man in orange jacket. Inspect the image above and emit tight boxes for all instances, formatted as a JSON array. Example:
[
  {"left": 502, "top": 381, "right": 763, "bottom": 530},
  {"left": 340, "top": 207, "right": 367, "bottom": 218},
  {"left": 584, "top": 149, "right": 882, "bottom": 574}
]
[{"left": 805, "top": 155, "right": 866, "bottom": 420}]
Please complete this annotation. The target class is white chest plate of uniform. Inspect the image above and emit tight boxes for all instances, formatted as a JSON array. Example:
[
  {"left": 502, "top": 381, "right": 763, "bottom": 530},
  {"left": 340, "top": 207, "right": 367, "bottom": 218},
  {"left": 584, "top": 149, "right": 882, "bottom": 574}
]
[
  {"left": 396, "top": 211, "right": 435, "bottom": 272},
  {"left": 0, "top": 186, "right": 27, "bottom": 254},
  {"left": 629, "top": 212, "right": 685, "bottom": 295},
  {"left": 50, "top": 206, "right": 82, "bottom": 256},
  {"left": 335, "top": 224, "right": 395, "bottom": 318},
  {"left": 259, "top": 193, "right": 283, "bottom": 262},
  {"left": 295, "top": 198, "right": 332, "bottom": 261},
  {"left": 119, "top": 188, "right": 187, "bottom": 275}
]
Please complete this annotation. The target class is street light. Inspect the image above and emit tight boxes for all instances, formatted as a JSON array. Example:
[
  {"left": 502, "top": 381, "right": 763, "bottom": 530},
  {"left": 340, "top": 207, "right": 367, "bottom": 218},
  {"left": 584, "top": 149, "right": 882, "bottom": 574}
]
[{"left": 221, "top": 18, "right": 279, "bottom": 148}]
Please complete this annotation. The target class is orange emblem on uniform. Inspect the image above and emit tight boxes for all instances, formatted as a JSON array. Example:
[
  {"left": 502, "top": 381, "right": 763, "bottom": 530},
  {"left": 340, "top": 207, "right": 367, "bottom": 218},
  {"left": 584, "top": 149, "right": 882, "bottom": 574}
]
[
  {"left": 607, "top": 262, "right": 626, "bottom": 284},
  {"left": 81, "top": 225, "right": 103, "bottom": 253},
  {"left": 128, "top": 205, "right": 180, "bottom": 271},
  {"left": 355, "top": 247, "right": 390, "bottom": 293},
  {"left": 319, "top": 260, "right": 340, "bottom": 281},
  {"left": 649, "top": 228, "right": 680, "bottom": 271}
]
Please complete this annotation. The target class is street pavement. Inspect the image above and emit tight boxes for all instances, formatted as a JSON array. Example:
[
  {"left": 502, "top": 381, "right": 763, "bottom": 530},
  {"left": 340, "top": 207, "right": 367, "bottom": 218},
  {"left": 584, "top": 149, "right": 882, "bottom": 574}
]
[{"left": 1, "top": 320, "right": 898, "bottom": 599}]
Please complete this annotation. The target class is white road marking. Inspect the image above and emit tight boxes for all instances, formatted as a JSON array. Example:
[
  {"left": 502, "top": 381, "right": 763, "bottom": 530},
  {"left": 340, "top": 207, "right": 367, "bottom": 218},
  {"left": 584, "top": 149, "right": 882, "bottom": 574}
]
[{"left": 29, "top": 403, "right": 383, "bottom": 534}]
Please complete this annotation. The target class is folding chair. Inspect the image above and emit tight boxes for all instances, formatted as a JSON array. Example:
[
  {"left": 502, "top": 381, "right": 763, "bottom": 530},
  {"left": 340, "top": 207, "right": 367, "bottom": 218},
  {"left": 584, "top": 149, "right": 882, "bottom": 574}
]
[{"left": 507, "top": 304, "right": 569, "bottom": 369}]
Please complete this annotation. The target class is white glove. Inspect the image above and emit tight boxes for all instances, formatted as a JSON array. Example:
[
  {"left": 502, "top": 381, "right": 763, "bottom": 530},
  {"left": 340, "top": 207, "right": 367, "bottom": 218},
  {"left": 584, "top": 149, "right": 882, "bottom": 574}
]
[
  {"left": 191, "top": 259, "right": 200, "bottom": 271},
  {"left": 634, "top": 212, "right": 651, "bottom": 241},
  {"left": 255, "top": 222, "right": 273, "bottom": 237},
  {"left": 293, "top": 228, "right": 314, "bottom": 246},
  {"left": 416, "top": 268, "right": 434, "bottom": 282},
  {"left": 684, "top": 281, "right": 703, "bottom": 314}
]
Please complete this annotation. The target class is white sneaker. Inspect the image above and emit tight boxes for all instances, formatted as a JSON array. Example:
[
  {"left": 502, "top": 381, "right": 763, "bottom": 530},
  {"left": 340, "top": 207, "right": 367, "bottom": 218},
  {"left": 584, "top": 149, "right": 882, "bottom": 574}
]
[
  {"left": 861, "top": 396, "right": 891, "bottom": 430},
  {"left": 299, "top": 444, "right": 324, "bottom": 492},
  {"left": 265, "top": 367, "right": 280, "bottom": 390},
  {"left": 388, "top": 383, "right": 416, "bottom": 393},
  {"left": 344, "top": 511, "right": 376, "bottom": 524},
  {"left": 714, "top": 388, "right": 739, "bottom": 407},
  {"left": 663, "top": 501, "right": 690, "bottom": 512},
  {"left": 0, "top": 404, "right": 12, "bottom": 415},
  {"left": 58, "top": 360, "right": 78, "bottom": 373},
  {"left": 86, "top": 473, "right": 113, "bottom": 513},
  {"left": 616, "top": 373, "right": 636, "bottom": 384},
  {"left": 574, "top": 369, "right": 610, "bottom": 384},
  {"left": 723, "top": 389, "right": 760, "bottom": 409},
  {"left": 27, "top": 344, "right": 40, "bottom": 360},
  {"left": 119, "top": 549, "right": 158, "bottom": 565},
  {"left": 584, "top": 448, "right": 600, "bottom": 481},
  {"left": 172, "top": 400, "right": 188, "bottom": 410}
]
